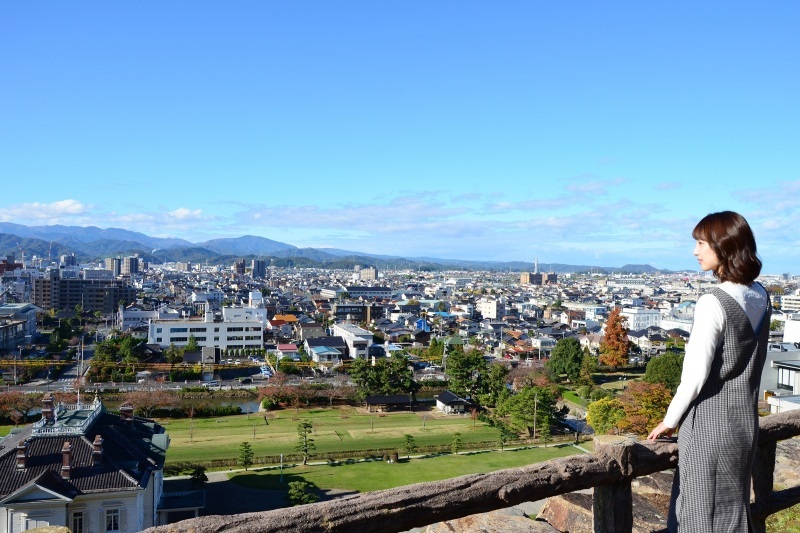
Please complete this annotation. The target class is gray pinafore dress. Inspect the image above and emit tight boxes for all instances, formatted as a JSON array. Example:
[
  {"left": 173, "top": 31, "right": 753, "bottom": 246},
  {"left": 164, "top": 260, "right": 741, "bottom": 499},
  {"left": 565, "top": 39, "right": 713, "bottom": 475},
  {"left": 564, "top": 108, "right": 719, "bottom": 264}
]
[{"left": 668, "top": 286, "right": 770, "bottom": 532}]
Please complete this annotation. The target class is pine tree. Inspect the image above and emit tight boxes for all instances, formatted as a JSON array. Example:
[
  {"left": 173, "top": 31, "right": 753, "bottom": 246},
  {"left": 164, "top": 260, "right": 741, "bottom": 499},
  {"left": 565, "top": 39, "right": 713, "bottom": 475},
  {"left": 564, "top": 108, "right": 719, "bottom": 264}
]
[
  {"left": 239, "top": 441, "right": 254, "bottom": 471},
  {"left": 403, "top": 434, "right": 417, "bottom": 458},
  {"left": 451, "top": 432, "right": 463, "bottom": 455},
  {"left": 295, "top": 420, "right": 316, "bottom": 465}
]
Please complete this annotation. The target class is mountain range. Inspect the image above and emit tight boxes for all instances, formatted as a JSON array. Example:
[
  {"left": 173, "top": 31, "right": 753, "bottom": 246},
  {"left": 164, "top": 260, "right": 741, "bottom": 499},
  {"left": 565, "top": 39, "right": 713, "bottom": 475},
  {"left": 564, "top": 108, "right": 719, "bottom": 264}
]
[{"left": 0, "top": 222, "right": 666, "bottom": 274}]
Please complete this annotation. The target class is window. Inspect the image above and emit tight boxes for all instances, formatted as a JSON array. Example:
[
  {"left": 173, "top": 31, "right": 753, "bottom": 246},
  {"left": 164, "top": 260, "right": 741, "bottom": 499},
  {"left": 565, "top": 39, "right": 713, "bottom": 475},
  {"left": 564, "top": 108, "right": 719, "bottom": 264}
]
[
  {"left": 105, "top": 509, "right": 120, "bottom": 532},
  {"left": 778, "top": 367, "right": 795, "bottom": 391},
  {"left": 156, "top": 327, "right": 162, "bottom": 333},
  {"left": 156, "top": 337, "right": 162, "bottom": 343},
  {"left": 71, "top": 511, "right": 84, "bottom": 533},
  {"left": 170, "top": 327, "right": 188, "bottom": 333}
]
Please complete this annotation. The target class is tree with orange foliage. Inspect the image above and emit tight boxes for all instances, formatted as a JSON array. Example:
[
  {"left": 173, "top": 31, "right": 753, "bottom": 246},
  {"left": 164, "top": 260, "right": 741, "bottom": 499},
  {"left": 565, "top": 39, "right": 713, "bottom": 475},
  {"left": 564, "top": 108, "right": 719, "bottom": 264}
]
[
  {"left": 599, "top": 307, "right": 629, "bottom": 369},
  {"left": 123, "top": 389, "right": 180, "bottom": 418},
  {"left": 618, "top": 381, "right": 672, "bottom": 437}
]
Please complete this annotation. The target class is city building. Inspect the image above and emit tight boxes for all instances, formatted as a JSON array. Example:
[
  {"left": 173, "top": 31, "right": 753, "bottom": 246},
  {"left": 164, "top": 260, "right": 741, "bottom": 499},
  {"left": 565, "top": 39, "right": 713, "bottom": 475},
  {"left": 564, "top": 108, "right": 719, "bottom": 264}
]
[
  {"left": 147, "top": 306, "right": 266, "bottom": 351},
  {"left": 251, "top": 259, "right": 267, "bottom": 279},
  {"left": 330, "top": 323, "right": 373, "bottom": 359},
  {"left": 620, "top": 307, "right": 662, "bottom": 330},
  {"left": 31, "top": 270, "right": 136, "bottom": 314},
  {"left": 359, "top": 266, "right": 377, "bottom": 281}
]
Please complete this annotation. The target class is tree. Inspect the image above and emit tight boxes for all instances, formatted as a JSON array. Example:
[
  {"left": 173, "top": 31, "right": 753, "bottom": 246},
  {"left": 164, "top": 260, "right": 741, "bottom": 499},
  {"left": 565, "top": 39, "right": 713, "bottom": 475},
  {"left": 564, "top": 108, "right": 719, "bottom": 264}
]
[
  {"left": 287, "top": 481, "right": 319, "bottom": 506},
  {"left": 239, "top": 441, "right": 254, "bottom": 470},
  {"left": 451, "top": 432, "right": 463, "bottom": 455},
  {"left": 295, "top": 420, "right": 316, "bottom": 465},
  {"left": 770, "top": 319, "right": 783, "bottom": 332},
  {"left": 546, "top": 337, "right": 584, "bottom": 382},
  {"left": 402, "top": 434, "right": 417, "bottom": 458},
  {"left": 644, "top": 352, "right": 684, "bottom": 394},
  {"left": 189, "top": 466, "right": 208, "bottom": 488},
  {"left": 577, "top": 348, "right": 598, "bottom": 387},
  {"left": 497, "top": 424, "right": 516, "bottom": 451},
  {"left": 586, "top": 397, "right": 625, "bottom": 434},
  {"left": 599, "top": 308, "right": 629, "bottom": 368},
  {"left": 165, "top": 343, "right": 185, "bottom": 364},
  {"left": 349, "top": 354, "right": 419, "bottom": 400},
  {"left": 618, "top": 381, "right": 672, "bottom": 437},
  {"left": 185, "top": 334, "right": 200, "bottom": 353},
  {"left": 495, "top": 385, "right": 563, "bottom": 438},
  {"left": 122, "top": 390, "right": 180, "bottom": 418},
  {"left": 444, "top": 347, "right": 487, "bottom": 399},
  {"left": 478, "top": 363, "right": 510, "bottom": 407}
]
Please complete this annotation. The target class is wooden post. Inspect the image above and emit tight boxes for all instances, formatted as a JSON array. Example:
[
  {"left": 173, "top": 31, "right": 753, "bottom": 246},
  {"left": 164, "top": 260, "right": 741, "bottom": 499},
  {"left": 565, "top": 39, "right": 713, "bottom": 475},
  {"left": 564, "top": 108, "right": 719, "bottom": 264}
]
[
  {"left": 751, "top": 440, "right": 776, "bottom": 533},
  {"left": 593, "top": 435, "right": 635, "bottom": 533}
]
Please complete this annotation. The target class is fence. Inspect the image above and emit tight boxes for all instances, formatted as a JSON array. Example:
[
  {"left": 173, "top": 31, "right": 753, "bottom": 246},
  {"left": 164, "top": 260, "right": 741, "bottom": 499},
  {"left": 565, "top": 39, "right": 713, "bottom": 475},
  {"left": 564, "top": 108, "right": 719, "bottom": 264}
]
[{"left": 145, "top": 410, "right": 800, "bottom": 533}]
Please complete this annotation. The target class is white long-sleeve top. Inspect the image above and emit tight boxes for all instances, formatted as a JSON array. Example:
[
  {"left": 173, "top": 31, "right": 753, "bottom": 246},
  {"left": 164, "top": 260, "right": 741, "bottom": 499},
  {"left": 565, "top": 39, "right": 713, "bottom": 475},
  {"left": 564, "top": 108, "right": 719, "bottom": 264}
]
[{"left": 663, "top": 281, "right": 769, "bottom": 429}]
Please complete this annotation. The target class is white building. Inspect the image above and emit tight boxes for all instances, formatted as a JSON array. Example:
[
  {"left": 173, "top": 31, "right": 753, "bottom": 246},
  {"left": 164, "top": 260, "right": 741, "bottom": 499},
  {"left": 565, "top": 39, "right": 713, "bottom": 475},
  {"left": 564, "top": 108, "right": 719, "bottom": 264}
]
[
  {"left": 330, "top": 323, "right": 373, "bottom": 359},
  {"left": 781, "top": 294, "right": 800, "bottom": 312},
  {"left": 82, "top": 268, "right": 114, "bottom": 280},
  {"left": 147, "top": 306, "right": 265, "bottom": 351},
  {"left": 785, "top": 314, "right": 800, "bottom": 345},
  {"left": 476, "top": 298, "right": 505, "bottom": 320},
  {"left": 620, "top": 307, "right": 662, "bottom": 330}
]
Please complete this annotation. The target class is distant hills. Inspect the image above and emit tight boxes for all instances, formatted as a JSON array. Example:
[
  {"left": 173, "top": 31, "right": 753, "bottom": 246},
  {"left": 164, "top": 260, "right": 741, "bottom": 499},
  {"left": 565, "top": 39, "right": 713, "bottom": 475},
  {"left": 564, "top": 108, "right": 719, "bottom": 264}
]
[{"left": 0, "top": 222, "right": 667, "bottom": 274}]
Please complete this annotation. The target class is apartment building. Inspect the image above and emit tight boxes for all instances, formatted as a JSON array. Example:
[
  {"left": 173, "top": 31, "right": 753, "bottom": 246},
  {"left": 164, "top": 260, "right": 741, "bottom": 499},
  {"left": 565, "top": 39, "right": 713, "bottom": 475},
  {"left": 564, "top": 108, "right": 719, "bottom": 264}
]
[{"left": 32, "top": 270, "right": 136, "bottom": 314}]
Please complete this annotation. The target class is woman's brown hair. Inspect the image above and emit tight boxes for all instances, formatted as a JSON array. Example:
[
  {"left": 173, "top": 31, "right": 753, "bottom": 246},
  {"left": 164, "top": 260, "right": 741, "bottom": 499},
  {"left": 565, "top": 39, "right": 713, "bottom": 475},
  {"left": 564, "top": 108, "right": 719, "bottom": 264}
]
[{"left": 692, "top": 211, "right": 762, "bottom": 284}]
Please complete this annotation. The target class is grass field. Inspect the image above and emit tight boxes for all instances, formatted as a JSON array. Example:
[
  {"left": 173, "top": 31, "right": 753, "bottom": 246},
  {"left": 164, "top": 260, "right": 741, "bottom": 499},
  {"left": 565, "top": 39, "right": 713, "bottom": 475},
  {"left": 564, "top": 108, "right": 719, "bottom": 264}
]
[
  {"left": 230, "top": 444, "right": 584, "bottom": 493},
  {"left": 162, "top": 406, "right": 503, "bottom": 464}
]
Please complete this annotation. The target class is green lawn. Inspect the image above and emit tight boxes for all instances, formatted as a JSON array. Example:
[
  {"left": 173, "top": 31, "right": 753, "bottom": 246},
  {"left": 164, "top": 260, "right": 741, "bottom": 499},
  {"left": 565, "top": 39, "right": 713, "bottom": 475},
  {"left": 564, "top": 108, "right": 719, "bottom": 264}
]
[
  {"left": 231, "top": 444, "right": 584, "bottom": 493},
  {"left": 163, "top": 407, "right": 503, "bottom": 464},
  {"left": 561, "top": 390, "right": 588, "bottom": 408}
]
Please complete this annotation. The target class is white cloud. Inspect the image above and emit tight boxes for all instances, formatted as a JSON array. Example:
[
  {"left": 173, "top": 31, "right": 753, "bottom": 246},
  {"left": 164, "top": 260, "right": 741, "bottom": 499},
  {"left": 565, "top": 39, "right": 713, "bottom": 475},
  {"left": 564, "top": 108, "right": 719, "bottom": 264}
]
[
  {"left": 168, "top": 208, "right": 203, "bottom": 221},
  {"left": 0, "top": 199, "right": 89, "bottom": 222}
]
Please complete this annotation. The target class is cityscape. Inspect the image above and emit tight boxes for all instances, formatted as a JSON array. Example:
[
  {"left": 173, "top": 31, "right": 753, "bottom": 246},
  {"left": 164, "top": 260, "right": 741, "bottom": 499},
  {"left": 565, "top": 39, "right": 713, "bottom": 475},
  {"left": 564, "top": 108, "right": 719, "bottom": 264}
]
[
  {"left": 3, "top": 2, "right": 800, "bottom": 532},
  {"left": 1, "top": 235, "right": 800, "bottom": 530}
]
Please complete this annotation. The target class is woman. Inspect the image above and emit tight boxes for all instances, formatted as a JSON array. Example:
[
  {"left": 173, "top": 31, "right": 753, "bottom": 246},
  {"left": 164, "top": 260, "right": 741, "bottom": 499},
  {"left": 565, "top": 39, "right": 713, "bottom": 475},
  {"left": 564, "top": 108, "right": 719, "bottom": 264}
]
[{"left": 647, "top": 211, "right": 770, "bottom": 532}]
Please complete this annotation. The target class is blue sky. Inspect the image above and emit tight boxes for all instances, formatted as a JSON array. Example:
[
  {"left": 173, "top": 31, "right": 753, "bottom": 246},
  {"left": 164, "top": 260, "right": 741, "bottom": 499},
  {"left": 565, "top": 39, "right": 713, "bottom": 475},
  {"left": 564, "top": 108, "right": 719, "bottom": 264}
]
[{"left": 2, "top": 2, "right": 799, "bottom": 273}]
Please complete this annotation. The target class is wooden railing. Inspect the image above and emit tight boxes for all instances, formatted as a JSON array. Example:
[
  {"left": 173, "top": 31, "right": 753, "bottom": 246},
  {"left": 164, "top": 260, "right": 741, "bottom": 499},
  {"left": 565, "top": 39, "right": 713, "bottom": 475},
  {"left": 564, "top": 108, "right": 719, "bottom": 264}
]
[{"left": 144, "top": 410, "right": 800, "bottom": 533}]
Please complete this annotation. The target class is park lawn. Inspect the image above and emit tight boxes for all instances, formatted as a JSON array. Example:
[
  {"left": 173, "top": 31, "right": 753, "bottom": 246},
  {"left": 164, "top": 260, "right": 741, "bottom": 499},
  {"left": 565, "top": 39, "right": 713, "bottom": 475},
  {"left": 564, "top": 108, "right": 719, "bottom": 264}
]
[
  {"left": 231, "top": 444, "right": 584, "bottom": 493},
  {"left": 163, "top": 407, "right": 501, "bottom": 464},
  {"left": 561, "top": 390, "right": 588, "bottom": 408},
  {"left": 0, "top": 425, "right": 12, "bottom": 438}
]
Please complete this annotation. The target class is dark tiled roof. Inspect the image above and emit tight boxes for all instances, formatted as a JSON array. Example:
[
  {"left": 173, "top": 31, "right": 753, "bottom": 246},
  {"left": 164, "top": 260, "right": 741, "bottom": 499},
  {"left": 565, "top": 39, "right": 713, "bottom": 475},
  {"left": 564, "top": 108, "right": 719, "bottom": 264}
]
[
  {"left": 436, "top": 390, "right": 469, "bottom": 405},
  {"left": 0, "top": 406, "right": 167, "bottom": 501},
  {"left": 365, "top": 395, "right": 413, "bottom": 405},
  {"left": 0, "top": 433, "right": 140, "bottom": 499}
]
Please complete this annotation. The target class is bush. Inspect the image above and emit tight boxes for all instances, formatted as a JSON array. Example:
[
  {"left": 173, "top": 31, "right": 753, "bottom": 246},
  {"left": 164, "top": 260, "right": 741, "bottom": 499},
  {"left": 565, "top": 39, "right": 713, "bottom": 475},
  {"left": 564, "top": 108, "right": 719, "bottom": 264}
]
[
  {"left": 577, "top": 385, "right": 592, "bottom": 399},
  {"left": 590, "top": 387, "right": 614, "bottom": 401}
]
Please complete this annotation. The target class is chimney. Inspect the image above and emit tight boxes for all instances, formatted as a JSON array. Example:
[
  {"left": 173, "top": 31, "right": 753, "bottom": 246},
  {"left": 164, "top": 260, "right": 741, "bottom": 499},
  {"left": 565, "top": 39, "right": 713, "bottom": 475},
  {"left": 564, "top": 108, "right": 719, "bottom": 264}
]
[
  {"left": 61, "top": 441, "right": 72, "bottom": 480},
  {"left": 41, "top": 394, "right": 55, "bottom": 424},
  {"left": 92, "top": 434, "right": 104, "bottom": 467},
  {"left": 16, "top": 440, "right": 28, "bottom": 469},
  {"left": 119, "top": 403, "right": 134, "bottom": 422}
]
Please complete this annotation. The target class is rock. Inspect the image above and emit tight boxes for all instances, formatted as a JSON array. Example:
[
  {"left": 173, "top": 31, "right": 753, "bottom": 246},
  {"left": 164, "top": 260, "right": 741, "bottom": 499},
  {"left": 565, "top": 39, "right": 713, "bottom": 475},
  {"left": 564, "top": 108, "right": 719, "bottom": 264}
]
[
  {"left": 537, "top": 473, "right": 672, "bottom": 533},
  {"left": 538, "top": 492, "right": 593, "bottom": 532},
  {"left": 424, "top": 508, "right": 559, "bottom": 532}
]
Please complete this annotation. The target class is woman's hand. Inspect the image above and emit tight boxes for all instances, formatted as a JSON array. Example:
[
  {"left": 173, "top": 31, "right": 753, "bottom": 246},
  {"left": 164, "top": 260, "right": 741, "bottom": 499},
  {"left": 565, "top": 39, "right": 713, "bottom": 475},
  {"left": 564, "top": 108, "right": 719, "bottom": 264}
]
[{"left": 647, "top": 421, "right": 675, "bottom": 441}]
